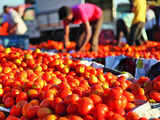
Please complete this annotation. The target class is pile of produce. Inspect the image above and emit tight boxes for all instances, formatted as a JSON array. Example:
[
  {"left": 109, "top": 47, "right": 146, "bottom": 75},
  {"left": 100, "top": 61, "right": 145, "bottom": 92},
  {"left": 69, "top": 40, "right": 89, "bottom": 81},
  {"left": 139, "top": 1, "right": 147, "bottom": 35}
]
[
  {"left": 36, "top": 40, "right": 76, "bottom": 51},
  {"left": 35, "top": 40, "right": 160, "bottom": 60},
  {"left": 0, "top": 45, "right": 159, "bottom": 120}
]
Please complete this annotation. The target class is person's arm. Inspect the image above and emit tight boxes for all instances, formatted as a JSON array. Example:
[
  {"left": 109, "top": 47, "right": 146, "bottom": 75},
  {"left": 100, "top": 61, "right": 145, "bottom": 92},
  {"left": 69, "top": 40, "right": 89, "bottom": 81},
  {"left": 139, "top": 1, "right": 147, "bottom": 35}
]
[
  {"left": 9, "top": 23, "right": 17, "bottom": 34},
  {"left": 64, "top": 24, "right": 70, "bottom": 49},
  {"left": 131, "top": 0, "right": 137, "bottom": 12},
  {"left": 79, "top": 21, "right": 92, "bottom": 52},
  {"left": 9, "top": 9, "right": 18, "bottom": 34}
]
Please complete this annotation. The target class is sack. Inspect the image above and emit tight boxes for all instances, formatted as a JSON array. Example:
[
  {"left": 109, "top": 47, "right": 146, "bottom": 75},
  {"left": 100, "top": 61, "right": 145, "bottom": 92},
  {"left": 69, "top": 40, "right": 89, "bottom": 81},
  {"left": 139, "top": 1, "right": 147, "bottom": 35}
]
[
  {"left": 99, "top": 30, "right": 116, "bottom": 45},
  {"left": 116, "top": 57, "right": 136, "bottom": 76}
]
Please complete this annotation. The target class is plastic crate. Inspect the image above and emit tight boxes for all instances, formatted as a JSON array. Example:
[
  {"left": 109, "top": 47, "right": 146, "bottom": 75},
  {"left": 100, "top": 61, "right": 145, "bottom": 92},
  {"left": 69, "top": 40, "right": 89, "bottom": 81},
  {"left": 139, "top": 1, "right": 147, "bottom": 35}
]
[{"left": 0, "top": 35, "right": 29, "bottom": 50}]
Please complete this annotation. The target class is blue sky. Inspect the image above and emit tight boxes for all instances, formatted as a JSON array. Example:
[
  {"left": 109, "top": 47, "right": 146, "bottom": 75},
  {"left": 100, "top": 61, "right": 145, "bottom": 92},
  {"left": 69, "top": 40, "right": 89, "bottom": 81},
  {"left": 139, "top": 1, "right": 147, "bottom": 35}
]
[{"left": 0, "top": 0, "right": 25, "bottom": 14}]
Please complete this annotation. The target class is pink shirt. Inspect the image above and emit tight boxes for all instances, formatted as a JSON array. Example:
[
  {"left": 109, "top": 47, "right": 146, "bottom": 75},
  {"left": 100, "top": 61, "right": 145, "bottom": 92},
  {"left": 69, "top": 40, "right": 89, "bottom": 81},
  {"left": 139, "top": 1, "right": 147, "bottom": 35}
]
[{"left": 64, "top": 3, "right": 103, "bottom": 26}]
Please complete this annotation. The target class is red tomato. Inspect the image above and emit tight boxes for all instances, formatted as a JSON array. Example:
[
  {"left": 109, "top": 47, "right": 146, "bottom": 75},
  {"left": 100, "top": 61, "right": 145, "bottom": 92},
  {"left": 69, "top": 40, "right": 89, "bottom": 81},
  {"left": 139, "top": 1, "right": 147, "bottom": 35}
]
[
  {"left": 89, "top": 94, "right": 102, "bottom": 105},
  {"left": 114, "top": 109, "right": 125, "bottom": 116},
  {"left": 109, "top": 87, "right": 123, "bottom": 100},
  {"left": 67, "top": 103, "right": 78, "bottom": 114},
  {"left": 94, "top": 104, "right": 108, "bottom": 119},
  {"left": 84, "top": 115, "right": 94, "bottom": 120},
  {"left": 10, "top": 105, "right": 21, "bottom": 117},
  {"left": 0, "top": 111, "right": 5, "bottom": 120},
  {"left": 137, "top": 76, "right": 150, "bottom": 86},
  {"left": 126, "top": 112, "right": 139, "bottom": 120},
  {"left": 125, "top": 102, "right": 136, "bottom": 111},
  {"left": 6, "top": 115, "right": 20, "bottom": 120},
  {"left": 69, "top": 115, "right": 83, "bottom": 120},
  {"left": 149, "top": 91, "right": 160, "bottom": 102},
  {"left": 78, "top": 97, "right": 94, "bottom": 115},
  {"left": 153, "top": 81, "right": 160, "bottom": 91},
  {"left": 16, "top": 92, "right": 28, "bottom": 103},
  {"left": 64, "top": 94, "right": 80, "bottom": 104},
  {"left": 110, "top": 114, "right": 125, "bottom": 120},
  {"left": 105, "top": 111, "right": 114, "bottom": 119},
  {"left": 123, "top": 91, "right": 135, "bottom": 102},
  {"left": 4, "top": 97, "right": 15, "bottom": 108},
  {"left": 153, "top": 75, "right": 160, "bottom": 82},
  {"left": 106, "top": 95, "right": 127, "bottom": 111},
  {"left": 55, "top": 102, "right": 66, "bottom": 115}
]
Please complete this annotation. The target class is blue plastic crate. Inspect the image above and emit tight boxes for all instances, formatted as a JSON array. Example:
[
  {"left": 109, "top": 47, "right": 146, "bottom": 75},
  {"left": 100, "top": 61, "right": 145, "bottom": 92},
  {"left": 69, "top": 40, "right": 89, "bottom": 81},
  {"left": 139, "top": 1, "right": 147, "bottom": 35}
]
[{"left": 0, "top": 35, "right": 29, "bottom": 50}]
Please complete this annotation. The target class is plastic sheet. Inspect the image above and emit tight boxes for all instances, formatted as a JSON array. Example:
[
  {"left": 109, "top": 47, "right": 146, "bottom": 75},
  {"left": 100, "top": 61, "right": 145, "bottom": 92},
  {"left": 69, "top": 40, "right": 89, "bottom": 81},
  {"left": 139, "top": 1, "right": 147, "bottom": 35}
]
[
  {"left": 135, "top": 58, "right": 158, "bottom": 79},
  {"left": 0, "top": 106, "right": 10, "bottom": 113},
  {"left": 105, "top": 55, "right": 127, "bottom": 69},
  {"left": 132, "top": 102, "right": 160, "bottom": 119}
]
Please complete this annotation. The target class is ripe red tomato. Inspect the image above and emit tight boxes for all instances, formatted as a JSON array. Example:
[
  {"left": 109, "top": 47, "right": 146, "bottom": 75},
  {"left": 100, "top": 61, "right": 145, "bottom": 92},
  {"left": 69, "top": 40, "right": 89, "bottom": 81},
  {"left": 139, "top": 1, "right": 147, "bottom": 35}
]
[
  {"left": 84, "top": 115, "right": 94, "bottom": 120},
  {"left": 105, "top": 95, "right": 127, "bottom": 111},
  {"left": 4, "top": 97, "right": 15, "bottom": 108},
  {"left": 153, "top": 75, "right": 160, "bottom": 82},
  {"left": 123, "top": 91, "right": 135, "bottom": 102},
  {"left": 153, "top": 81, "right": 160, "bottom": 91},
  {"left": 89, "top": 94, "right": 102, "bottom": 105},
  {"left": 67, "top": 103, "right": 78, "bottom": 114},
  {"left": 0, "top": 111, "right": 5, "bottom": 120},
  {"left": 77, "top": 97, "right": 94, "bottom": 115},
  {"left": 6, "top": 115, "right": 20, "bottom": 120},
  {"left": 94, "top": 104, "right": 108, "bottom": 119},
  {"left": 110, "top": 114, "right": 125, "bottom": 120},
  {"left": 137, "top": 76, "right": 150, "bottom": 86},
  {"left": 10, "top": 105, "right": 21, "bottom": 117},
  {"left": 59, "top": 88, "right": 72, "bottom": 99},
  {"left": 149, "top": 91, "right": 160, "bottom": 102},
  {"left": 55, "top": 102, "right": 66, "bottom": 115},
  {"left": 64, "top": 94, "right": 79, "bottom": 104},
  {"left": 69, "top": 115, "right": 83, "bottom": 120},
  {"left": 126, "top": 112, "right": 139, "bottom": 120},
  {"left": 109, "top": 87, "right": 123, "bottom": 100},
  {"left": 16, "top": 92, "right": 28, "bottom": 103},
  {"left": 125, "top": 102, "right": 136, "bottom": 111}
]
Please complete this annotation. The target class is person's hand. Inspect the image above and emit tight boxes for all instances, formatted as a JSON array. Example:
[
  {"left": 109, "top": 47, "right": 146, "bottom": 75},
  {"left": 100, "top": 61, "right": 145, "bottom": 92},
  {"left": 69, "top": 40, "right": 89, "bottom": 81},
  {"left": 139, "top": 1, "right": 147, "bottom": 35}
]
[
  {"left": 78, "top": 46, "right": 86, "bottom": 52},
  {"left": 9, "top": 26, "right": 16, "bottom": 34},
  {"left": 65, "top": 40, "right": 70, "bottom": 48},
  {"left": 9, "top": 29, "right": 15, "bottom": 34}
]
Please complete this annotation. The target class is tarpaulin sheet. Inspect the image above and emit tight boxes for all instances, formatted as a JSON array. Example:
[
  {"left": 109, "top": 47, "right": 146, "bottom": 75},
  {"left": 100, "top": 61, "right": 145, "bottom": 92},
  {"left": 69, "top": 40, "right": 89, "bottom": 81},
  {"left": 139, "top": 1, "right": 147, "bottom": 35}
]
[{"left": 135, "top": 58, "right": 158, "bottom": 79}]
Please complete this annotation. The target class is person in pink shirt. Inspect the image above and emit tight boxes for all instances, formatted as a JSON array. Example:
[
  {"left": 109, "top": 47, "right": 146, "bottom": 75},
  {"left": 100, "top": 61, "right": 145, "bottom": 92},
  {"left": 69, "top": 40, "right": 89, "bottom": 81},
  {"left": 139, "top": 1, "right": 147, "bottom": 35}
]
[{"left": 58, "top": 3, "right": 103, "bottom": 52}]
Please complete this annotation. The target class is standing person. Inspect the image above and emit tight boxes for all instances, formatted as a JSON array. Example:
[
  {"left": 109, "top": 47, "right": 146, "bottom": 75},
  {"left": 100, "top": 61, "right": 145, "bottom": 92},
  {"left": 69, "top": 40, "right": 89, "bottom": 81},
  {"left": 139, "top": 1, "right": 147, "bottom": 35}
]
[
  {"left": 145, "top": 5, "right": 156, "bottom": 40},
  {"left": 129, "top": 0, "right": 147, "bottom": 45},
  {"left": 116, "top": 19, "right": 128, "bottom": 46},
  {"left": 116, "top": 13, "right": 148, "bottom": 46},
  {"left": 2, "top": 5, "right": 27, "bottom": 35},
  {"left": 58, "top": 3, "right": 103, "bottom": 52}
]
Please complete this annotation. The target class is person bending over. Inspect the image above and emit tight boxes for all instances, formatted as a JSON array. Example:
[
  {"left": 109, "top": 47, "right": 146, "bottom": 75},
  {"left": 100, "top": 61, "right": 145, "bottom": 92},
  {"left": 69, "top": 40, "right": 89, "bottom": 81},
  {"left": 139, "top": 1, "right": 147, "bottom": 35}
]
[{"left": 58, "top": 3, "right": 103, "bottom": 52}]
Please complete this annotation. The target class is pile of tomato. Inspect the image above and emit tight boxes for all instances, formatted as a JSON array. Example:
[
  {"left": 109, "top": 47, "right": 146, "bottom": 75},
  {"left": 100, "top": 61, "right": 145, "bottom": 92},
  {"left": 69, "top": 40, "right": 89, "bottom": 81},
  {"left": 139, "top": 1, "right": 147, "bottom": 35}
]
[
  {"left": 0, "top": 45, "right": 159, "bottom": 120},
  {"left": 36, "top": 40, "right": 76, "bottom": 51},
  {"left": 35, "top": 40, "right": 160, "bottom": 60}
]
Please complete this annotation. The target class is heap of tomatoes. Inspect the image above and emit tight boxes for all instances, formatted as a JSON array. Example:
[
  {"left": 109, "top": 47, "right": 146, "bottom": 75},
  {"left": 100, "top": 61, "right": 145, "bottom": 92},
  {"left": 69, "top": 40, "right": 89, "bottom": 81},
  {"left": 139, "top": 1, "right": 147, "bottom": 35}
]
[
  {"left": 35, "top": 40, "right": 160, "bottom": 60},
  {"left": 36, "top": 40, "right": 76, "bottom": 51},
  {"left": 0, "top": 45, "right": 159, "bottom": 120}
]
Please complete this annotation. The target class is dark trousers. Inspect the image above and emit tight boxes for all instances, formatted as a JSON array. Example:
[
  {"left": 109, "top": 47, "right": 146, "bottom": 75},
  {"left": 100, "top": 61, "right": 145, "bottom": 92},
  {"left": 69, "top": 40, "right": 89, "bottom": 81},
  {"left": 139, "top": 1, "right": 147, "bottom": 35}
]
[
  {"left": 76, "top": 16, "right": 103, "bottom": 52},
  {"left": 146, "top": 29, "right": 153, "bottom": 41},
  {"left": 129, "top": 22, "right": 145, "bottom": 46},
  {"left": 116, "top": 19, "right": 129, "bottom": 45}
]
